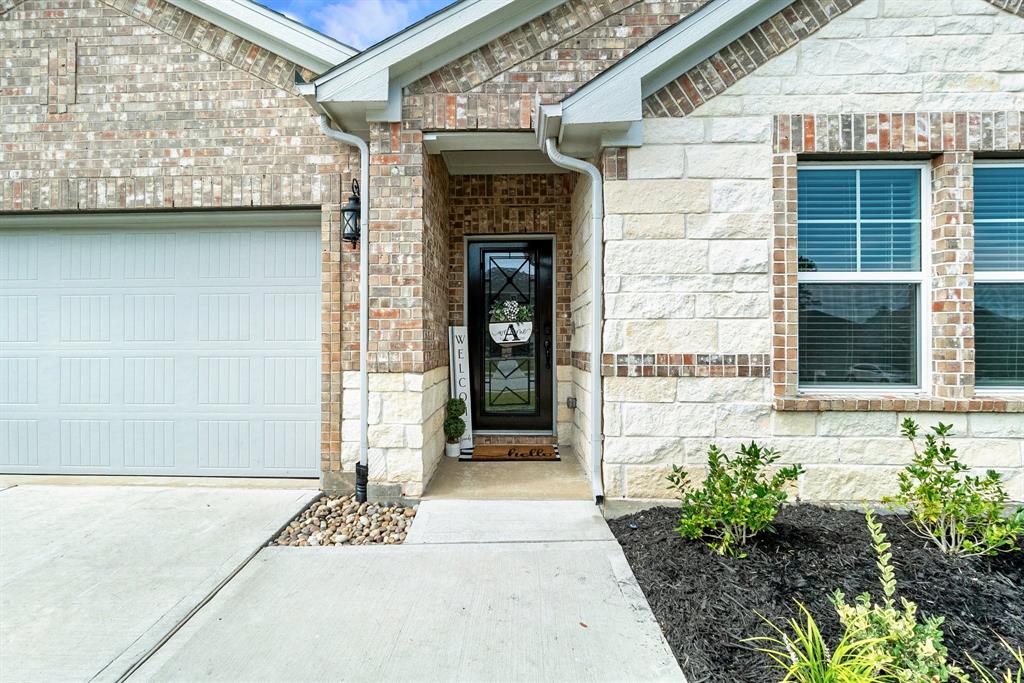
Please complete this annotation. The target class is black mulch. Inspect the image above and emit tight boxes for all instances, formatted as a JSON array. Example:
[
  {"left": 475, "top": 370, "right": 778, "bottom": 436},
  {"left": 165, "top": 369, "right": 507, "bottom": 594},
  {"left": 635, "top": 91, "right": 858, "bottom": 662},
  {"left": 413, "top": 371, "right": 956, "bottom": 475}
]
[{"left": 608, "top": 505, "right": 1024, "bottom": 683}]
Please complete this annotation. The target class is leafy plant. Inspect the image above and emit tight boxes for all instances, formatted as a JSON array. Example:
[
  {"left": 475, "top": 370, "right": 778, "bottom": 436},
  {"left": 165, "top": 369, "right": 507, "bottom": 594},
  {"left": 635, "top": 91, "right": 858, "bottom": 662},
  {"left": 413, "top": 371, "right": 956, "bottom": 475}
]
[
  {"left": 748, "top": 602, "right": 888, "bottom": 683},
  {"left": 443, "top": 399, "right": 467, "bottom": 444},
  {"left": 886, "top": 419, "right": 1024, "bottom": 557},
  {"left": 668, "top": 441, "right": 804, "bottom": 557},
  {"left": 489, "top": 299, "right": 533, "bottom": 323},
  {"left": 968, "top": 636, "right": 1024, "bottom": 683},
  {"left": 833, "top": 510, "right": 963, "bottom": 683}
]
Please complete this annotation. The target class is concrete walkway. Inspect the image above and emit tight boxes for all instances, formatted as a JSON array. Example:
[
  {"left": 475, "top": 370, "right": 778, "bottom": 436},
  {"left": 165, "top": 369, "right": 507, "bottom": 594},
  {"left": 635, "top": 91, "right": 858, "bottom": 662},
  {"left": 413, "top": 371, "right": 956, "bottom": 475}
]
[
  {"left": 0, "top": 484, "right": 316, "bottom": 683},
  {"left": 132, "top": 500, "right": 684, "bottom": 682}
]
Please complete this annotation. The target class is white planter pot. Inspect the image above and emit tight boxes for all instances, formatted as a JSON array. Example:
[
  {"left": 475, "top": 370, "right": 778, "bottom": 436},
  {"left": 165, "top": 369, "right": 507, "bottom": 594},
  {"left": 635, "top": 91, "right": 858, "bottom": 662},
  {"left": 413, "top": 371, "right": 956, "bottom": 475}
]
[
  {"left": 445, "top": 442, "right": 462, "bottom": 459},
  {"left": 488, "top": 321, "right": 533, "bottom": 346}
]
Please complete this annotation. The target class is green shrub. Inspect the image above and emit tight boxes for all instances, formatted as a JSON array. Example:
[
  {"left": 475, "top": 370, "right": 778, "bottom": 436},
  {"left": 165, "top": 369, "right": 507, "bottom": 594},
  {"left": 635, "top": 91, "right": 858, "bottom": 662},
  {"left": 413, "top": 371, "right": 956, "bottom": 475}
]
[
  {"left": 833, "top": 510, "right": 963, "bottom": 683},
  {"left": 749, "top": 602, "right": 887, "bottom": 683},
  {"left": 668, "top": 441, "right": 803, "bottom": 558},
  {"left": 886, "top": 419, "right": 1024, "bottom": 557},
  {"left": 443, "top": 399, "right": 467, "bottom": 443}
]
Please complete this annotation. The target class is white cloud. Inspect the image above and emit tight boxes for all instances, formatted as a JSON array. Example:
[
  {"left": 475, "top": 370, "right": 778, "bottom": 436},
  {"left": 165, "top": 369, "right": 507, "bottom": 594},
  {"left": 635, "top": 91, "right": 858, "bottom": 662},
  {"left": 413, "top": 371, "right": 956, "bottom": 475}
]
[{"left": 314, "top": 0, "right": 441, "bottom": 49}]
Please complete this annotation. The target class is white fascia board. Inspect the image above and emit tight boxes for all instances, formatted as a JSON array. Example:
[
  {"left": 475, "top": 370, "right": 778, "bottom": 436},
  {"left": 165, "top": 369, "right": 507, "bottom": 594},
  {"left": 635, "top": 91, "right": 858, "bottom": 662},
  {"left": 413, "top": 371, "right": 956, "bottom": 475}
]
[
  {"left": 560, "top": 0, "right": 793, "bottom": 127},
  {"left": 167, "top": 0, "right": 357, "bottom": 73},
  {"left": 315, "top": 0, "right": 563, "bottom": 115}
]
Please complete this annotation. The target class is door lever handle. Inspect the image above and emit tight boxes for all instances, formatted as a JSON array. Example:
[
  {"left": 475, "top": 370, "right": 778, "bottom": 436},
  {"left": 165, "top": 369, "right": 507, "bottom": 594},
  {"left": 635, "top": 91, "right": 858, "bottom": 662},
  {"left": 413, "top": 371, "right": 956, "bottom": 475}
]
[{"left": 543, "top": 339, "right": 552, "bottom": 369}]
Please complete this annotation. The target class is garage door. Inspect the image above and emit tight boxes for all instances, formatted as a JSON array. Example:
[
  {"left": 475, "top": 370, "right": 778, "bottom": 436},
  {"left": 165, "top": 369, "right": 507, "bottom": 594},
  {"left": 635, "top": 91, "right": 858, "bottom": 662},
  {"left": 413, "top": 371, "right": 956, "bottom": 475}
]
[{"left": 0, "top": 211, "right": 321, "bottom": 477}]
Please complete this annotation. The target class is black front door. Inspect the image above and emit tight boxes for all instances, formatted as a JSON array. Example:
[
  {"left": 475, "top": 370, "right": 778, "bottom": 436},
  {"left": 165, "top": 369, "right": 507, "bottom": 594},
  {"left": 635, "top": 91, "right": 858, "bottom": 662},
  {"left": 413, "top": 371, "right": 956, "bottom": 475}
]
[{"left": 467, "top": 240, "right": 553, "bottom": 431}]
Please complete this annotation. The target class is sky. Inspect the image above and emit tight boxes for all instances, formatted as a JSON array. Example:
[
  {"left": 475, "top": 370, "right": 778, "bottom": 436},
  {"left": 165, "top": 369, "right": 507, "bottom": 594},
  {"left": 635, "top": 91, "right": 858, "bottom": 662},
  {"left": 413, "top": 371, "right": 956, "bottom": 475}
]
[{"left": 261, "top": 0, "right": 452, "bottom": 50}]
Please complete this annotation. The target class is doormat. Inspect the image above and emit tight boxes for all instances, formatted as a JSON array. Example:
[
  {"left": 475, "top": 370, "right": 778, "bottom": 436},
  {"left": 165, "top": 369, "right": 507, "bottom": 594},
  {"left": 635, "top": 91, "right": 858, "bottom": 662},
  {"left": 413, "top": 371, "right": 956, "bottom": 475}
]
[{"left": 461, "top": 444, "right": 559, "bottom": 462}]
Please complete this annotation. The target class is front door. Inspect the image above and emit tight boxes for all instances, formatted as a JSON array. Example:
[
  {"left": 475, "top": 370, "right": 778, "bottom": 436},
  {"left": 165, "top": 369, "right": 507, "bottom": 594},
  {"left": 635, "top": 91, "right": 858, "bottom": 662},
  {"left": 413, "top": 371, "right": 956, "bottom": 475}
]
[{"left": 467, "top": 240, "right": 553, "bottom": 431}]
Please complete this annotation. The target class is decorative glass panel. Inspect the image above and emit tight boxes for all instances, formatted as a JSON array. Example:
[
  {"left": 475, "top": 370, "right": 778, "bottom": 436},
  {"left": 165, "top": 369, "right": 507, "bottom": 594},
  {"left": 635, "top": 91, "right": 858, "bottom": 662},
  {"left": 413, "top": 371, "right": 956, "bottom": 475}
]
[
  {"left": 482, "top": 250, "right": 537, "bottom": 414},
  {"left": 975, "top": 284, "right": 1024, "bottom": 387},
  {"left": 797, "top": 169, "right": 920, "bottom": 272},
  {"left": 798, "top": 283, "right": 918, "bottom": 387},
  {"left": 975, "top": 166, "right": 1024, "bottom": 271}
]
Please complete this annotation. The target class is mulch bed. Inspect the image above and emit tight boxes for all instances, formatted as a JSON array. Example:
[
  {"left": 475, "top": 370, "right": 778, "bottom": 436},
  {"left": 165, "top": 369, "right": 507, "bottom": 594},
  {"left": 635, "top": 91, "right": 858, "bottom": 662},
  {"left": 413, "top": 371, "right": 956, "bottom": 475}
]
[{"left": 608, "top": 505, "right": 1024, "bottom": 683}]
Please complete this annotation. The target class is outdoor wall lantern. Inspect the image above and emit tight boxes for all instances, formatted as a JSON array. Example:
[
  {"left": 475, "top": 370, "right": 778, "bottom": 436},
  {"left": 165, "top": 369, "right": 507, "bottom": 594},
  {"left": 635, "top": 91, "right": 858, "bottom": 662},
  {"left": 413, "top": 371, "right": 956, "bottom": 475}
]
[{"left": 341, "top": 179, "right": 361, "bottom": 248}]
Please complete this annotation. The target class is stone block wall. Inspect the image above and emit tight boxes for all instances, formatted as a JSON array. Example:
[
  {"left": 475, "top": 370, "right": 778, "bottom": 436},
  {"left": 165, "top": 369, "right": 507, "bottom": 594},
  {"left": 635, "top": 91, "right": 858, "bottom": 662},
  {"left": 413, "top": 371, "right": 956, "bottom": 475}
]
[
  {"left": 0, "top": 0, "right": 359, "bottom": 480},
  {"left": 602, "top": 0, "right": 1024, "bottom": 502},
  {"left": 570, "top": 174, "right": 595, "bottom": 470}
]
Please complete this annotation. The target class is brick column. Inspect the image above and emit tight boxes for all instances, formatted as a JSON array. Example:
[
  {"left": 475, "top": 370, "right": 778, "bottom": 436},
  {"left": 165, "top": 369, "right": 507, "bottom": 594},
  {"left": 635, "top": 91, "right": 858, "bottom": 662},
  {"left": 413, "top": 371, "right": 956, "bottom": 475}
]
[
  {"left": 771, "top": 153, "right": 799, "bottom": 397},
  {"left": 930, "top": 152, "right": 975, "bottom": 399}
]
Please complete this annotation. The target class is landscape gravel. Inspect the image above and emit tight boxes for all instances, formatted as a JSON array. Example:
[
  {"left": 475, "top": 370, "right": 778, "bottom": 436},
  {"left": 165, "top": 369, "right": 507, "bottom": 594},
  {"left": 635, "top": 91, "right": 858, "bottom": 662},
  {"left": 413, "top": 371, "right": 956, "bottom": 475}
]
[{"left": 271, "top": 494, "right": 416, "bottom": 547}]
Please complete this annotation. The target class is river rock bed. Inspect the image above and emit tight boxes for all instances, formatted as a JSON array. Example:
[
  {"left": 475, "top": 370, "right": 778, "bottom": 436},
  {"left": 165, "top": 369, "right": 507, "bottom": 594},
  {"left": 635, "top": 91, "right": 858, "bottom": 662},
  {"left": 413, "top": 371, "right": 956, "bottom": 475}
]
[{"left": 271, "top": 494, "right": 416, "bottom": 547}]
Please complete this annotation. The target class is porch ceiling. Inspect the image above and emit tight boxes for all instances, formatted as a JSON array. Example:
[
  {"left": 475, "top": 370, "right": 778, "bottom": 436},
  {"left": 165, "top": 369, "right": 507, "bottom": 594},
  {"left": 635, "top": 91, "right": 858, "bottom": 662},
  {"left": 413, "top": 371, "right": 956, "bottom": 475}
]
[{"left": 425, "top": 132, "right": 568, "bottom": 175}]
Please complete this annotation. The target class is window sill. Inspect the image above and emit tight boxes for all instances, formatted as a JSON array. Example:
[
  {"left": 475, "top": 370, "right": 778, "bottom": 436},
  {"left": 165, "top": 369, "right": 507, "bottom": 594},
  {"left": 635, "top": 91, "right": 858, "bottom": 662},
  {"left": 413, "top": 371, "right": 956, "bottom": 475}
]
[{"left": 774, "top": 394, "right": 1024, "bottom": 413}]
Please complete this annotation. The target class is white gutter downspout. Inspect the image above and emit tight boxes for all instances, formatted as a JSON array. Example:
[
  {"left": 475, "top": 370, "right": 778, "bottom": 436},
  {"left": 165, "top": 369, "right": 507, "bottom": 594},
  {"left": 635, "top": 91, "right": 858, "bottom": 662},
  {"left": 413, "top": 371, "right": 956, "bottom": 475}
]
[
  {"left": 543, "top": 138, "right": 605, "bottom": 504},
  {"left": 319, "top": 115, "right": 371, "bottom": 502}
]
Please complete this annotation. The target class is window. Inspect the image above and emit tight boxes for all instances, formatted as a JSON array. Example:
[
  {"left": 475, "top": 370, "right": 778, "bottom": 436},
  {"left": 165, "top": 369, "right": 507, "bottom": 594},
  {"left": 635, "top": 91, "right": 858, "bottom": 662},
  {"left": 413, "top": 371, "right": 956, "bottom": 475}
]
[
  {"left": 796, "top": 166, "right": 927, "bottom": 390},
  {"left": 974, "top": 162, "right": 1024, "bottom": 389}
]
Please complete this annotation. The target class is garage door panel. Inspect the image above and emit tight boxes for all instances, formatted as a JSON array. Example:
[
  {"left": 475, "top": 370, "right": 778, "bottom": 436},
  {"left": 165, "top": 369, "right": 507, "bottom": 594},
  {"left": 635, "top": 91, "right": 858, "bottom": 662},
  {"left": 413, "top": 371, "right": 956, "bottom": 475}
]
[{"left": 0, "top": 220, "right": 321, "bottom": 477}]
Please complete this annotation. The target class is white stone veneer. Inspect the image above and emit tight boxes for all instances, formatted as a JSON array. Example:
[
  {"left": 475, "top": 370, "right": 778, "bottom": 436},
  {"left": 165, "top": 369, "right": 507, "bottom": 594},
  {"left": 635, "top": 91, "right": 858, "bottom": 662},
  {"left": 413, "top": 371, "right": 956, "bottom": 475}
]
[{"left": 602, "top": 0, "right": 1024, "bottom": 502}]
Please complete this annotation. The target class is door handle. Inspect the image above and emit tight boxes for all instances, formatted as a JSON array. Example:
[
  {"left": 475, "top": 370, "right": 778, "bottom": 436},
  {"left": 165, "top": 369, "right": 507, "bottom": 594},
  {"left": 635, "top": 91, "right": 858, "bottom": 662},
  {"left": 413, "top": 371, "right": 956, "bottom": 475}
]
[{"left": 544, "top": 339, "right": 552, "bottom": 370}]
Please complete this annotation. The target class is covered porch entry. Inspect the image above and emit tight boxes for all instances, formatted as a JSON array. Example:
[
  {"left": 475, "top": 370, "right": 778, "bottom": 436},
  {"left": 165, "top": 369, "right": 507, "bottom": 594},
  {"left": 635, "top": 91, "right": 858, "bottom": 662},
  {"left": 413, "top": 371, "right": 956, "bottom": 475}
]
[{"left": 422, "top": 131, "right": 589, "bottom": 494}]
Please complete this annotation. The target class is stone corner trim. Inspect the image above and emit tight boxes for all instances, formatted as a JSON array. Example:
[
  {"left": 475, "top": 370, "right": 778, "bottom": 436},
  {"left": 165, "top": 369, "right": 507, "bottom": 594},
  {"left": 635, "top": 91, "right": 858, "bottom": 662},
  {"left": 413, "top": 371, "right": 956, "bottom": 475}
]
[{"left": 643, "top": 0, "right": 865, "bottom": 118}]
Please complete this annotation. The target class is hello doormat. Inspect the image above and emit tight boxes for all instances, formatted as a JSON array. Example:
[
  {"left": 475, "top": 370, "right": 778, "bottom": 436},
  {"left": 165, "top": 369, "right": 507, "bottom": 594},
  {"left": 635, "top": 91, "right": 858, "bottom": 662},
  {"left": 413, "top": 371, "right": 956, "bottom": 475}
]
[{"left": 462, "top": 445, "right": 559, "bottom": 462}]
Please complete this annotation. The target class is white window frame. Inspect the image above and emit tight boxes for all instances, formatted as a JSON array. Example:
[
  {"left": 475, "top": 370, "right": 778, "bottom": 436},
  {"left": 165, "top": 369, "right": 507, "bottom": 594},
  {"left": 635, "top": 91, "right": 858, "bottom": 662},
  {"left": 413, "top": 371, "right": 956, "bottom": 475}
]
[
  {"left": 796, "top": 162, "right": 932, "bottom": 394},
  {"left": 973, "top": 159, "right": 1024, "bottom": 393}
]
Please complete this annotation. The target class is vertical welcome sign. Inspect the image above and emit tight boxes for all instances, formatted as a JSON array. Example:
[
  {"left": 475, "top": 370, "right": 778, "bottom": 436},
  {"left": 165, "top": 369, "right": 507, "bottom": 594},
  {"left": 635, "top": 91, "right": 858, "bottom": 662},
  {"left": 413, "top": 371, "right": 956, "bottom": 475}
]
[{"left": 448, "top": 326, "right": 473, "bottom": 453}]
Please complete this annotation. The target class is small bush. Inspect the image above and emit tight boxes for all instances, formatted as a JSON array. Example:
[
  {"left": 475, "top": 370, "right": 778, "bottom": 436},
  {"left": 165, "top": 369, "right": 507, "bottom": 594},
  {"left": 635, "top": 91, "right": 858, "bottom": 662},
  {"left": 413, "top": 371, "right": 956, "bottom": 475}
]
[
  {"left": 668, "top": 441, "right": 803, "bottom": 558},
  {"left": 443, "top": 399, "right": 467, "bottom": 443},
  {"left": 749, "top": 602, "right": 886, "bottom": 683},
  {"left": 886, "top": 419, "right": 1024, "bottom": 557},
  {"left": 833, "top": 510, "right": 963, "bottom": 683}
]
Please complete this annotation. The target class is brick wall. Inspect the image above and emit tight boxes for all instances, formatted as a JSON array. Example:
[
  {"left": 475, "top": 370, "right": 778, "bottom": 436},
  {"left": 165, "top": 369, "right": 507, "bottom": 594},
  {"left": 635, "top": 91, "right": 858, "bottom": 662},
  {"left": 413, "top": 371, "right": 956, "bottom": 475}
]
[
  {"left": 446, "top": 173, "right": 574, "bottom": 366},
  {"left": 603, "top": 0, "right": 1024, "bottom": 501},
  {"left": 0, "top": 0, "right": 358, "bottom": 477}
]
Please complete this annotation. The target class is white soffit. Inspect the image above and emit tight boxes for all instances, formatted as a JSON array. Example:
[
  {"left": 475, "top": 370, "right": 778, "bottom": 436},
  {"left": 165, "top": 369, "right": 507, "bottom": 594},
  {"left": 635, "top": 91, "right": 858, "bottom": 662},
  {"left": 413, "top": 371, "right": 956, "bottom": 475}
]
[
  {"left": 423, "top": 131, "right": 539, "bottom": 153},
  {"left": 167, "top": 0, "right": 357, "bottom": 73},
  {"left": 554, "top": 0, "right": 793, "bottom": 151},
  {"left": 442, "top": 150, "right": 568, "bottom": 175},
  {"left": 314, "top": 0, "right": 564, "bottom": 120}
]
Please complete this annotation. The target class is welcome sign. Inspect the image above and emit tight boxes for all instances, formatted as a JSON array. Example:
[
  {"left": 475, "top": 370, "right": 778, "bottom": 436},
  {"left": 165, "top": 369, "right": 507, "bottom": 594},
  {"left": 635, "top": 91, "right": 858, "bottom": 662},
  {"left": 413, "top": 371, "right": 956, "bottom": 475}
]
[{"left": 448, "top": 326, "right": 473, "bottom": 453}]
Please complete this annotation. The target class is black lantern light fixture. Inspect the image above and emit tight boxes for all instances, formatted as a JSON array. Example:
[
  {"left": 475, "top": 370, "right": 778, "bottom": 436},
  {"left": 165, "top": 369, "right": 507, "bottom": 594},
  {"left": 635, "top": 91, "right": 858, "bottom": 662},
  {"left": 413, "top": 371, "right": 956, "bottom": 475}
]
[{"left": 341, "top": 179, "right": 361, "bottom": 248}]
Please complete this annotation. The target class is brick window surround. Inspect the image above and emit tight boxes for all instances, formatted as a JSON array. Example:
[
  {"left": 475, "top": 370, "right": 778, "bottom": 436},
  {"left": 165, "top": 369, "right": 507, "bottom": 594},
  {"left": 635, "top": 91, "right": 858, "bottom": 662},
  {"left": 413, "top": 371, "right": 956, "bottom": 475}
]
[{"left": 772, "top": 111, "right": 1024, "bottom": 412}]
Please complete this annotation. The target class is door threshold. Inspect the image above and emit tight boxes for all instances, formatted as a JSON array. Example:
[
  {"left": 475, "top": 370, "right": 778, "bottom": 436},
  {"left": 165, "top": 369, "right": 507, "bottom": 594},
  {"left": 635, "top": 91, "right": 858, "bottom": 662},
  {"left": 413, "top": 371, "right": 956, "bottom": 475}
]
[{"left": 473, "top": 430, "right": 556, "bottom": 436}]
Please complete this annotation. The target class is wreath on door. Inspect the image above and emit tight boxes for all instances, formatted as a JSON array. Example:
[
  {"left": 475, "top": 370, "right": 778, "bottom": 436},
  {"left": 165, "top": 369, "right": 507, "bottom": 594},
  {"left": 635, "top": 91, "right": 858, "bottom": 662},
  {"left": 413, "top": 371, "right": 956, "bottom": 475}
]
[{"left": 488, "top": 299, "right": 534, "bottom": 347}]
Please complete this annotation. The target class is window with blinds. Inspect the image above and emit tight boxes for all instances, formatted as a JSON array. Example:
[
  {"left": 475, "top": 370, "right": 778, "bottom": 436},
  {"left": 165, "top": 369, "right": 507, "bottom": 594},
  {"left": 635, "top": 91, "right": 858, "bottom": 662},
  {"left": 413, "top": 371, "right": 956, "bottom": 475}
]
[
  {"left": 796, "top": 167, "right": 925, "bottom": 389},
  {"left": 974, "top": 164, "right": 1024, "bottom": 388}
]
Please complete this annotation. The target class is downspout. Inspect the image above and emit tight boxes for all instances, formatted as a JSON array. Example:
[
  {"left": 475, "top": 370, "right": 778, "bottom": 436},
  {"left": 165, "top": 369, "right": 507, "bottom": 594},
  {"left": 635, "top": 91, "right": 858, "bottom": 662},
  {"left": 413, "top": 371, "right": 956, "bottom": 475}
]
[
  {"left": 318, "top": 115, "right": 371, "bottom": 503},
  {"left": 543, "top": 138, "right": 605, "bottom": 504}
]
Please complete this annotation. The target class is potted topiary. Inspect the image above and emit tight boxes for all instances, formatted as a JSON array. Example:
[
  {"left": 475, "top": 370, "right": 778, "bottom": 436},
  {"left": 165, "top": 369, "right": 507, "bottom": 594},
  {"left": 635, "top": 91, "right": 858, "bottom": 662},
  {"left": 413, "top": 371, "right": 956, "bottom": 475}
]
[{"left": 444, "top": 398, "right": 467, "bottom": 458}]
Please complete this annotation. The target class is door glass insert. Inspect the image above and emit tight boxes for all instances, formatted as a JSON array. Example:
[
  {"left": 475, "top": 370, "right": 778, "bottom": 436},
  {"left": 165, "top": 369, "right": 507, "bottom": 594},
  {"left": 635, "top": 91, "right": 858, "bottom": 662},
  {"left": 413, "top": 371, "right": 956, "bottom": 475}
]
[{"left": 483, "top": 250, "right": 537, "bottom": 414}]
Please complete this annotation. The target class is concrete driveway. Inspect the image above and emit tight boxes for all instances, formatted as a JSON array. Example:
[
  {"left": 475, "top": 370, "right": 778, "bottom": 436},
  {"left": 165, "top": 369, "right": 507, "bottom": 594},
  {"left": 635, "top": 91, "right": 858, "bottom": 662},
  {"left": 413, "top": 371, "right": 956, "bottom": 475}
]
[
  {"left": 0, "top": 484, "right": 315, "bottom": 683},
  {"left": 131, "top": 500, "right": 684, "bottom": 683}
]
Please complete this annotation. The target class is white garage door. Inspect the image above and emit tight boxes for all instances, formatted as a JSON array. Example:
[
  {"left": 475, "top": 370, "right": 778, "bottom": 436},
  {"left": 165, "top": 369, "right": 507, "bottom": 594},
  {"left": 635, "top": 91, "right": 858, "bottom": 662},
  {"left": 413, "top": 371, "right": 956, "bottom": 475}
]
[{"left": 0, "top": 211, "right": 321, "bottom": 477}]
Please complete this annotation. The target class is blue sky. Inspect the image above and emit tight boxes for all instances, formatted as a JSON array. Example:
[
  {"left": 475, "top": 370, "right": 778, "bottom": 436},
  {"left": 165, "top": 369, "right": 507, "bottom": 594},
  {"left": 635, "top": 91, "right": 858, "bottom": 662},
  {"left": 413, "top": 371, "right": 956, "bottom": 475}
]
[{"left": 262, "top": 0, "right": 452, "bottom": 50}]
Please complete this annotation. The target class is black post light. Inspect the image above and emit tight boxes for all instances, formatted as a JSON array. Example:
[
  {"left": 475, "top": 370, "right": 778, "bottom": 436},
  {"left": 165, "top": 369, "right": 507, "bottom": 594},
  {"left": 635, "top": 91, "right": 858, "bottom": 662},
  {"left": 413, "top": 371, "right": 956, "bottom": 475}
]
[{"left": 341, "top": 179, "right": 361, "bottom": 248}]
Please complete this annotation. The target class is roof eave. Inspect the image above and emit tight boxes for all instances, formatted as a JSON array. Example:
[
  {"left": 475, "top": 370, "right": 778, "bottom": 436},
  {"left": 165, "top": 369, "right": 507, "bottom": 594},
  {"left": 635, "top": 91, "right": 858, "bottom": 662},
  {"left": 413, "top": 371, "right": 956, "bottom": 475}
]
[
  {"left": 167, "top": 0, "right": 357, "bottom": 74},
  {"left": 555, "top": 0, "right": 795, "bottom": 146}
]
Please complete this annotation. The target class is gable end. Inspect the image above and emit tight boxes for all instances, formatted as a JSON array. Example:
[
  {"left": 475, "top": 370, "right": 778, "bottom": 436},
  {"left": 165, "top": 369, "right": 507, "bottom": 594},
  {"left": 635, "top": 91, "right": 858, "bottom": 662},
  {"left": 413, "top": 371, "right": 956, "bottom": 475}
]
[
  {"left": 102, "top": 0, "right": 313, "bottom": 92},
  {"left": 644, "top": 0, "right": 864, "bottom": 118},
  {"left": 408, "top": 0, "right": 710, "bottom": 101}
]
